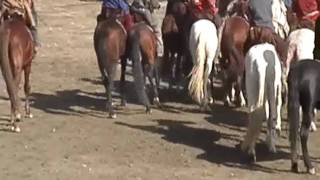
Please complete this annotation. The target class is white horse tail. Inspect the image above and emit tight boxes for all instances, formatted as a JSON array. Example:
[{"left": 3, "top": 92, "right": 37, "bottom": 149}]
[
  {"left": 188, "top": 28, "right": 206, "bottom": 104},
  {"left": 188, "top": 20, "right": 217, "bottom": 105}
]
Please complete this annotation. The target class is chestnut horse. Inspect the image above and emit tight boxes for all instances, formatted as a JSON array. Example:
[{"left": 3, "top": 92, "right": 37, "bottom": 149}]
[
  {"left": 0, "top": 14, "right": 35, "bottom": 132},
  {"left": 94, "top": 12, "right": 127, "bottom": 119},
  {"left": 220, "top": 16, "right": 249, "bottom": 107}
]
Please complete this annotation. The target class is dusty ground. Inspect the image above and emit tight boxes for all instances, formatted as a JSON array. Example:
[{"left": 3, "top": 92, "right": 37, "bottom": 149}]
[{"left": 0, "top": 0, "right": 320, "bottom": 179}]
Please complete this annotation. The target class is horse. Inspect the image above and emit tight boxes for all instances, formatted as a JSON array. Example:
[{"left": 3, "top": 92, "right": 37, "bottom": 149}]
[
  {"left": 188, "top": 19, "right": 218, "bottom": 109},
  {"left": 0, "top": 14, "right": 36, "bottom": 132},
  {"left": 283, "top": 28, "right": 318, "bottom": 131},
  {"left": 121, "top": 13, "right": 160, "bottom": 113},
  {"left": 287, "top": 60, "right": 320, "bottom": 175},
  {"left": 220, "top": 15, "right": 249, "bottom": 107},
  {"left": 161, "top": 0, "right": 190, "bottom": 89},
  {"left": 240, "top": 43, "right": 282, "bottom": 163},
  {"left": 93, "top": 11, "right": 127, "bottom": 119}
]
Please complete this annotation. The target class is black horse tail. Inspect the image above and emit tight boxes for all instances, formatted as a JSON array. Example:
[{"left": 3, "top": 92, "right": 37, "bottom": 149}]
[
  {"left": 130, "top": 35, "right": 151, "bottom": 110},
  {"left": 287, "top": 69, "right": 300, "bottom": 165},
  {"left": 0, "top": 24, "right": 20, "bottom": 114}
]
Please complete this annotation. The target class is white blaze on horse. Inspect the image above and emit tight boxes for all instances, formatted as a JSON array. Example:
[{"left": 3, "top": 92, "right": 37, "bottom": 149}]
[
  {"left": 188, "top": 19, "right": 218, "bottom": 109},
  {"left": 241, "top": 43, "right": 282, "bottom": 162}
]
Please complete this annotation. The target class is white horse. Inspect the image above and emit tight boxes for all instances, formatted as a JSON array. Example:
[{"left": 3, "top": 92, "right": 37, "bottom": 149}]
[
  {"left": 188, "top": 19, "right": 218, "bottom": 109},
  {"left": 241, "top": 43, "right": 282, "bottom": 162}
]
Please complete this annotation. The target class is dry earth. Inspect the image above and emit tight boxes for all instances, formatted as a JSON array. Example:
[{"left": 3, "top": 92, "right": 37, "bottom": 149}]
[{"left": 0, "top": 0, "right": 320, "bottom": 179}]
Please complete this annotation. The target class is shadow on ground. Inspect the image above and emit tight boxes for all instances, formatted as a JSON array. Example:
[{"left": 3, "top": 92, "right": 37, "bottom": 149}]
[{"left": 115, "top": 118, "right": 291, "bottom": 174}]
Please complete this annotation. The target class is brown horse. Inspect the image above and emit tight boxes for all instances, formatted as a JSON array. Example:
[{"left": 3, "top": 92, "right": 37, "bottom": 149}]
[
  {"left": 220, "top": 4, "right": 250, "bottom": 107},
  {"left": 0, "top": 14, "right": 35, "bottom": 132},
  {"left": 94, "top": 12, "right": 127, "bottom": 119},
  {"left": 122, "top": 19, "right": 160, "bottom": 113}
]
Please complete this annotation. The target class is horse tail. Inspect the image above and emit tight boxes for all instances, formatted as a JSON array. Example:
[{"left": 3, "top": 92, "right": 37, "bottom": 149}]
[
  {"left": 287, "top": 69, "right": 300, "bottom": 163},
  {"left": 0, "top": 25, "right": 20, "bottom": 112},
  {"left": 213, "top": 17, "right": 225, "bottom": 66},
  {"left": 256, "top": 60, "right": 266, "bottom": 108},
  {"left": 188, "top": 26, "right": 206, "bottom": 104},
  {"left": 130, "top": 36, "right": 151, "bottom": 107}
]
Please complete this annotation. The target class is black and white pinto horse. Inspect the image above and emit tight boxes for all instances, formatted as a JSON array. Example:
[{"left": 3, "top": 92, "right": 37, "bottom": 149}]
[
  {"left": 241, "top": 43, "right": 282, "bottom": 162},
  {"left": 287, "top": 60, "right": 320, "bottom": 175}
]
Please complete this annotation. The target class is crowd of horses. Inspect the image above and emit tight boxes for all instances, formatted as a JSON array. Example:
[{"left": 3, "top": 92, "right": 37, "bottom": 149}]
[{"left": 0, "top": 0, "right": 319, "bottom": 175}]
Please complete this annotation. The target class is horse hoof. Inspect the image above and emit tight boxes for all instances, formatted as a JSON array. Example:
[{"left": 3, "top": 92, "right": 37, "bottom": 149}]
[
  {"left": 208, "top": 97, "right": 214, "bottom": 105},
  {"left": 247, "top": 154, "right": 256, "bottom": 164},
  {"left": 11, "top": 125, "right": 21, "bottom": 133},
  {"left": 14, "top": 126, "right": 21, "bottom": 133},
  {"left": 146, "top": 108, "right": 152, "bottom": 114},
  {"left": 310, "top": 121, "right": 317, "bottom": 132},
  {"left": 26, "top": 113, "right": 34, "bottom": 119},
  {"left": 224, "top": 101, "right": 231, "bottom": 107},
  {"left": 291, "top": 163, "right": 299, "bottom": 173},
  {"left": 109, "top": 113, "right": 117, "bottom": 119},
  {"left": 16, "top": 113, "right": 22, "bottom": 121},
  {"left": 268, "top": 146, "right": 277, "bottom": 154},
  {"left": 308, "top": 167, "right": 316, "bottom": 175},
  {"left": 153, "top": 97, "right": 160, "bottom": 107}
]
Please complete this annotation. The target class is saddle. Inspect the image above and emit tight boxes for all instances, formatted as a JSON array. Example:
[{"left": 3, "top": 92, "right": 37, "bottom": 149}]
[
  {"left": 248, "top": 26, "right": 276, "bottom": 46},
  {"left": 98, "top": 6, "right": 133, "bottom": 32}
]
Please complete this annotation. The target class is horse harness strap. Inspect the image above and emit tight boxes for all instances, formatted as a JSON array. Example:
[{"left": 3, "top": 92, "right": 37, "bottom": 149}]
[{"left": 115, "top": 19, "right": 127, "bottom": 36}]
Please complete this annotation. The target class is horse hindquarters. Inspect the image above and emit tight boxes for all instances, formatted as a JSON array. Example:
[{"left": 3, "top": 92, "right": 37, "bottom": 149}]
[
  {"left": 241, "top": 52, "right": 266, "bottom": 159},
  {"left": 130, "top": 36, "right": 151, "bottom": 113},
  {"left": 287, "top": 70, "right": 302, "bottom": 173},
  {"left": 94, "top": 30, "right": 117, "bottom": 118},
  {"left": 0, "top": 26, "right": 21, "bottom": 129},
  {"left": 188, "top": 20, "right": 217, "bottom": 107},
  {"left": 242, "top": 44, "right": 282, "bottom": 160}
]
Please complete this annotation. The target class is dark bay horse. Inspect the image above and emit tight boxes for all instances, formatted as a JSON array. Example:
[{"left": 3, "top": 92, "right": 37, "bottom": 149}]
[
  {"left": 94, "top": 12, "right": 127, "bottom": 119},
  {"left": 123, "top": 21, "right": 160, "bottom": 113},
  {"left": 161, "top": 5, "right": 187, "bottom": 89},
  {"left": 0, "top": 14, "right": 35, "bottom": 132},
  {"left": 288, "top": 60, "right": 320, "bottom": 175}
]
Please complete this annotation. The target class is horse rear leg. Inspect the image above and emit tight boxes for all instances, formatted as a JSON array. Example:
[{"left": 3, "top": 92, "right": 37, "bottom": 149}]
[
  {"left": 120, "top": 57, "right": 127, "bottom": 106},
  {"left": 301, "top": 103, "right": 316, "bottom": 174},
  {"left": 98, "top": 60, "right": 117, "bottom": 119},
  {"left": 24, "top": 65, "right": 33, "bottom": 118},
  {"left": 146, "top": 65, "right": 160, "bottom": 107},
  {"left": 234, "top": 75, "right": 246, "bottom": 107},
  {"left": 223, "top": 72, "right": 232, "bottom": 107},
  {"left": 265, "top": 83, "right": 279, "bottom": 153},
  {"left": 11, "top": 68, "right": 23, "bottom": 132}
]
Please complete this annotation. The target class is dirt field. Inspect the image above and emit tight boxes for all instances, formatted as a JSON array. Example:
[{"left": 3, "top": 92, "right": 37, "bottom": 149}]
[{"left": 0, "top": 0, "right": 320, "bottom": 179}]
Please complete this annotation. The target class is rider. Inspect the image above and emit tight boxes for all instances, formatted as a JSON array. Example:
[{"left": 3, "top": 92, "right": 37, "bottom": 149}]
[
  {"left": 246, "top": 0, "right": 277, "bottom": 46},
  {"left": 293, "top": 0, "right": 320, "bottom": 23},
  {"left": 0, "top": 0, "right": 40, "bottom": 51},
  {"left": 188, "top": 0, "right": 219, "bottom": 23},
  {"left": 130, "top": 0, "right": 163, "bottom": 57},
  {"left": 101, "top": 0, "right": 163, "bottom": 57},
  {"left": 100, "top": 0, "right": 134, "bottom": 31}
]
